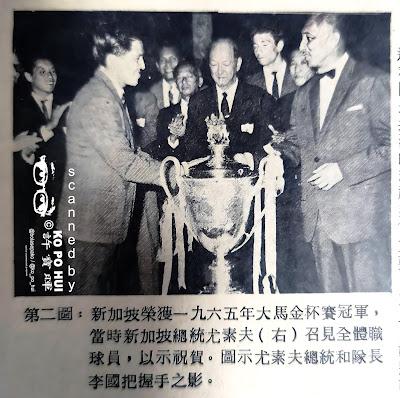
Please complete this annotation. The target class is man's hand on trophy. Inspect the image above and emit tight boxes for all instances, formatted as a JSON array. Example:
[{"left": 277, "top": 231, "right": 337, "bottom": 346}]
[
  {"left": 233, "top": 152, "right": 255, "bottom": 171},
  {"left": 262, "top": 143, "right": 285, "bottom": 195}
]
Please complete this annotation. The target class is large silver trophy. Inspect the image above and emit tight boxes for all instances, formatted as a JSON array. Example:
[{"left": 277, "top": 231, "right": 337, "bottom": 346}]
[{"left": 160, "top": 114, "right": 283, "bottom": 294}]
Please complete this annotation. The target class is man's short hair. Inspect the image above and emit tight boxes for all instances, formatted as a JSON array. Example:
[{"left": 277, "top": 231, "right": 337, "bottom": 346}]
[
  {"left": 251, "top": 24, "right": 284, "bottom": 45},
  {"left": 93, "top": 30, "right": 141, "bottom": 66},
  {"left": 209, "top": 38, "right": 240, "bottom": 61},
  {"left": 156, "top": 43, "right": 181, "bottom": 62},
  {"left": 173, "top": 59, "right": 201, "bottom": 81},
  {"left": 23, "top": 55, "right": 54, "bottom": 74},
  {"left": 304, "top": 13, "right": 343, "bottom": 35}
]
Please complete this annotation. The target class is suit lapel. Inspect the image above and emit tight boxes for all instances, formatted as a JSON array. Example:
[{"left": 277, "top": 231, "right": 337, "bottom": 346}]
[
  {"left": 255, "top": 70, "right": 266, "bottom": 90},
  {"left": 96, "top": 70, "right": 135, "bottom": 149},
  {"left": 230, "top": 80, "right": 244, "bottom": 117},
  {"left": 29, "top": 94, "right": 49, "bottom": 126},
  {"left": 281, "top": 66, "right": 297, "bottom": 97},
  {"left": 308, "top": 75, "right": 321, "bottom": 141},
  {"left": 320, "top": 57, "right": 355, "bottom": 135},
  {"left": 210, "top": 85, "right": 219, "bottom": 116}
]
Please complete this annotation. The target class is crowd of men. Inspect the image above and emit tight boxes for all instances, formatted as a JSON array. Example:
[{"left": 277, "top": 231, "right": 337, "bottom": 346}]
[{"left": 13, "top": 13, "right": 391, "bottom": 295}]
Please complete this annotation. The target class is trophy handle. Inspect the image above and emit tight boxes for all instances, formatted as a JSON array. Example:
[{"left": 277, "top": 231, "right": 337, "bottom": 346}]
[
  {"left": 231, "top": 156, "right": 269, "bottom": 253},
  {"left": 160, "top": 156, "right": 182, "bottom": 201}
]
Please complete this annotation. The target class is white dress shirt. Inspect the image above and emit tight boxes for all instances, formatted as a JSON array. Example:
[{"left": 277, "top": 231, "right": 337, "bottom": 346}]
[
  {"left": 319, "top": 52, "right": 349, "bottom": 129},
  {"left": 162, "top": 79, "right": 180, "bottom": 108},
  {"left": 263, "top": 58, "right": 287, "bottom": 98},
  {"left": 216, "top": 78, "right": 239, "bottom": 117}
]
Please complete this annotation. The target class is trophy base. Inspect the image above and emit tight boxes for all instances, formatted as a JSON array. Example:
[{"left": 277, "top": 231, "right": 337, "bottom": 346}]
[{"left": 198, "top": 254, "right": 244, "bottom": 294}]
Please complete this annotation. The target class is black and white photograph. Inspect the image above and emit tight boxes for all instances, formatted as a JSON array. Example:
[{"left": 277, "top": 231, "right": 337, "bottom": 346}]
[
  {"left": 12, "top": 10, "right": 391, "bottom": 296},
  {"left": 2, "top": 1, "right": 400, "bottom": 397}
]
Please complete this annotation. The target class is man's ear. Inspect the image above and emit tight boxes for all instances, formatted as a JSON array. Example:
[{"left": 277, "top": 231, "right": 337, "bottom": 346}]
[
  {"left": 156, "top": 61, "right": 160, "bottom": 72},
  {"left": 277, "top": 40, "right": 284, "bottom": 53},
  {"left": 24, "top": 72, "right": 33, "bottom": 83},
  {"left": 331, "top": 31, "right": 341, "bottom": 47},
  {"left": 198, "top": 75, "right": 204, "bottom": 88},
  {"left": 236, "top": 57, "right": 243, "bottom": 72}
]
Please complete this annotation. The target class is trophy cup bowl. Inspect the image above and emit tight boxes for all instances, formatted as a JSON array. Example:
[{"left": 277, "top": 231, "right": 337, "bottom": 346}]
[
  {"left": 160, "top": 144, "right": 266, "bottom": 294},
  {"left": 180, "top": 166, "right": 256, "bottom": 257}
]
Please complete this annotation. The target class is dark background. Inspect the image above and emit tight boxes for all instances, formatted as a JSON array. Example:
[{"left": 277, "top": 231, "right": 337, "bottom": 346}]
[{"left": 14, "top": 11, "right": 390, "bottom": 102}]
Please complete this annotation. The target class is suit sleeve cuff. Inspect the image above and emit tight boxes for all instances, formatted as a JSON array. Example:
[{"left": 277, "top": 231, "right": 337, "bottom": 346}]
[{"left": 40, "top": 125, "right": 54, "bottom": 142}]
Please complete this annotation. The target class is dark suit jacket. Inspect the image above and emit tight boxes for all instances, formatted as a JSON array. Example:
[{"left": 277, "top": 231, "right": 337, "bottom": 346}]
[
  {"left": 247, "top": 65, "right": 297, "bottom": 99},
  {"left": 145, "top": 103, "right": 185, "bottom": 161},
  {"left": 149, "top": 80, "right": 164, "bottom": 110},
  {"left": 13, "top": 92, "right": 67, "bottom": 206},
  {"left": 182, "top": 81, "right": 274, "bottom": 164},
  {"left": 278, "top": 57, "right": 390, "bottom": 244},
  {"left": 124, "top": 87, "right": 159, "bottom": 149},
  {"left": 57, "top": 70, "right": 161, "bottom": 244}
]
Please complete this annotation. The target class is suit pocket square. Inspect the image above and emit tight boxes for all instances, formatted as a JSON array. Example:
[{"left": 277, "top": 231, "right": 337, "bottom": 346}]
[
  {"left": 241, "top": 123, "right": 254, "bottom": 134},
  {"left": 346, "top": 104, "right": 363, "bottom": 112}
]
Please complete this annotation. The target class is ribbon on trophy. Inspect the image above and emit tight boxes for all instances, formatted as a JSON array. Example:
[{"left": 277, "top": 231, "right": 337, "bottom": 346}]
[
  {"left": 261, "top": 143, "right": 284, "bottom": 294},
  {"left": 231, "top": 144, "right": 284, "bottom": 294},
  {"left": 159, "top": 157, "right": 207, "bottom": 294}
]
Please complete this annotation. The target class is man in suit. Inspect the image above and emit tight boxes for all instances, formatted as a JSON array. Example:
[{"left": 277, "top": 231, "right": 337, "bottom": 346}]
[
  {"left": 274, "top": 13, "right": 390, "bottom": 292},
  {"left": 183, "top": 38, "right": 272, "bottom": 167},
  {"left": 247, "top": 25, "right": 297, "bottom": 101},
  {"left": 182, "top": 38, "right": 274, "bottom": 293},
  {"left": 147, "top": 60, "right": 203, "bottom": 160},
  {"left": 57, "top": 31, "right": 162, "bottom": 295},
  {"left": 13, "top": 56, "right": 69, "bottom": 295},
  {"left": 149, "top": 44, "right": 181, "bottom": 110}
]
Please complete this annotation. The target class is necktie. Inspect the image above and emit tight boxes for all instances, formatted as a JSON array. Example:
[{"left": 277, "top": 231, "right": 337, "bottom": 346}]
[
  {"left": 221, "top": 92, "right": 229, "bottom": 119},
  {"left": 272, "top": 72, "right": 279, "bottom": 100},
  {"left": 121, "top": 94, "right": 135, "bottom": 149},
  {"left": 41, "top": 100, "right": 50, "bottom": 121},
  {"left": 168, "top": 88, "right": 174, "bottom": 106}
]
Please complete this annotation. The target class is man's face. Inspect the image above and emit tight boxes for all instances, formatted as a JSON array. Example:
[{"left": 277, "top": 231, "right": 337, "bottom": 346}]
[
  {"left": 252, "top": 33, "right": 282, "bottom": 67},
  {"left": 209, "top": 41, "right": 241, "bottom": 91},
  {"left": 25, "top": 59, "right": 57, "bottom": 96},
  {"left": 175, "top": 65, "right": 199, "bottom": 99},
  {"left": 300, "top": 21, "right": 338, "bottom": 70},
  {"left": 118, "top": 40, "right": 145, "bottom": 87},
  {"left": 290, "top": 53, "right": 314, "bottom": 86},
  {"left": 157, "top": 47, "right": 179, "bottom": 82}
]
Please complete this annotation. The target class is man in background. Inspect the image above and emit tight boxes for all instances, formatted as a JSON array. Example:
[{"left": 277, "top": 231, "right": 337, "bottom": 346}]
[
  {"left": 14, "top": 55, "right": 69, "bottom": 295},
  {"left": 247, "top": 25, "right": 296, "bottom": 100},
  {"left": 57, "top": 31, "right": 162, "bottom": 295},
  {"left": 147, "top": 59, "right": 203, "bottom": 160},
  {"left": 274, "top": 13, "right": 390, "bottom": 292},
  {"left": 150, "top": 44, "right": 181, "bottom": 110}
]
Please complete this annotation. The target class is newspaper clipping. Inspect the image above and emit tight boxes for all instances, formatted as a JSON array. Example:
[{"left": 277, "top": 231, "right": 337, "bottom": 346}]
[{"left": 1, "top": 0, "right": 399, "bottom": 396}]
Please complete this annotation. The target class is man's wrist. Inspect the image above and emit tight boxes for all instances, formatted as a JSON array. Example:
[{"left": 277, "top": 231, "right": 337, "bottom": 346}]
[{"left": 41, "top": 125, "right": 55, "bottom": 142}]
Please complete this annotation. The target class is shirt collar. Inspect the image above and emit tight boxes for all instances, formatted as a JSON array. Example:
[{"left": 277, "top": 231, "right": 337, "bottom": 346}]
[
  {"left": 180, "top": 98, "right": 189, "bottom": 114},
  {"left": 263, "top": 57, "right": 286, "bottom": 76},
  {"left": 31, "top": 91, "right": 53, "bottom": 105},
  {"left": 320, "top": 52, "right": 349, "bottom": 79},
  {"left": 99, "top": 66, "right": 125, "bottom": 99}
]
